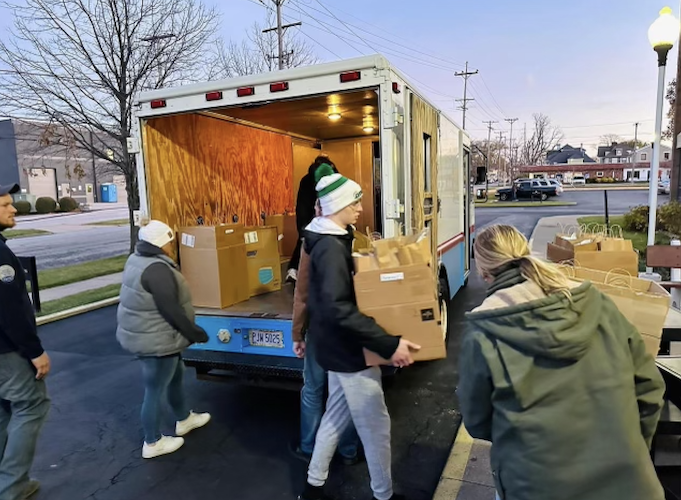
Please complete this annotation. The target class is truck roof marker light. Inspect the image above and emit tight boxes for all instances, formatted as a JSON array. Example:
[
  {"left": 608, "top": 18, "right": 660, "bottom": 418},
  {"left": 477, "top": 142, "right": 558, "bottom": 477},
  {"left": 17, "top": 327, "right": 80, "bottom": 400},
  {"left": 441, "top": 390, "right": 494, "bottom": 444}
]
[
  {"left": 150, "top": 99, "right": 166, "bottom": 109},
  {"left": 237, "top": 87, "right": 255, "bottom": 97},
  {"left": 392, "top": 82, "right": 401, "bottom": 94},
  {"left": 205, "top": 91, "right": 223, "bottom": 101},
  {"left": 340, "top": 71, "right": 361, "bottom": 83},
  {"left": 270, "top": 82, "right": 289, "bottom": 93}
]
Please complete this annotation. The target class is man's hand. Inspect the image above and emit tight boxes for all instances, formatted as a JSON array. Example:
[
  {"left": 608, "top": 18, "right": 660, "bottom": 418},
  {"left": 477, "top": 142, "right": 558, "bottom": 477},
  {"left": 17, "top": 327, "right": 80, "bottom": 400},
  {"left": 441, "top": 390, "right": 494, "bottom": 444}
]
[
  {"left": 390, "top": 339, "right": 421, "bottom": 368},
  {"left": 31, "top": 352, "right": 51, "bottom": 380},
  {"left": 293, "top": 341, "right": 306, "bottom": 359}
]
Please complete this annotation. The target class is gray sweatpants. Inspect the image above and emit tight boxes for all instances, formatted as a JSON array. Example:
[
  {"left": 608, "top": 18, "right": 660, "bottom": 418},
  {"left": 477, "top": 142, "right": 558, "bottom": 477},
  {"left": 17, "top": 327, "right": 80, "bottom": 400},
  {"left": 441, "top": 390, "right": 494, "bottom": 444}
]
[{"left": 307, "top": 366, "right": 393, "bottom": 500}]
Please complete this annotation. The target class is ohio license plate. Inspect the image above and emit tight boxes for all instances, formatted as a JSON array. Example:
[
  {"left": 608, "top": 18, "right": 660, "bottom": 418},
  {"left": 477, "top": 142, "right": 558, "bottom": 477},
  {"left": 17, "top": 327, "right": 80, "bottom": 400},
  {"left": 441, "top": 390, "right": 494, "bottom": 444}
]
[{"left": 249, "top": 329, "right": 284, "bottom": 348}]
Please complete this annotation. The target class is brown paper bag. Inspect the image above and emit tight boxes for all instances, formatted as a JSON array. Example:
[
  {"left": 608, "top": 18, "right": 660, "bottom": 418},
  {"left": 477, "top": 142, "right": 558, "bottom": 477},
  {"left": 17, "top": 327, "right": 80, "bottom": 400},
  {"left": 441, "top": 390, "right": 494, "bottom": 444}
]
[
  {"left": 598, "top": 238, "right": 634, "bottom": 252},
  {"left": 560, "top": 266, "right": 671, "bottom": 355}
]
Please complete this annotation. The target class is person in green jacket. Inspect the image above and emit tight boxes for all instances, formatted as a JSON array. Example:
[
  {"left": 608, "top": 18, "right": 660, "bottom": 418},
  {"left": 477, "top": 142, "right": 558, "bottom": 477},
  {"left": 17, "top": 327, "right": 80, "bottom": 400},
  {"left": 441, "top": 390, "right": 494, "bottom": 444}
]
[{"left": 459, "top": 224, "right": 666, "bottom": 500}]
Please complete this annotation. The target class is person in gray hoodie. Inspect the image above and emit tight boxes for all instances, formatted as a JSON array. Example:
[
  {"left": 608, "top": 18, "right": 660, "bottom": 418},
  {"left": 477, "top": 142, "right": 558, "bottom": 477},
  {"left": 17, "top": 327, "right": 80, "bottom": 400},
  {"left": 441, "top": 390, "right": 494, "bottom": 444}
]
[{"left": 116, "top": 220, "right": 211, "bottom": 459}]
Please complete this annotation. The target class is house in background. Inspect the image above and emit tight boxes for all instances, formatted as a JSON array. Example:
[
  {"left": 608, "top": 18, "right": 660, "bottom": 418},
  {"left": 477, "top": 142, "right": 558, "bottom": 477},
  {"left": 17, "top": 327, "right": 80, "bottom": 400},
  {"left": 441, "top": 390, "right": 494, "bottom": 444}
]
[
  {"left": 545, "top": 144, "right": 597, "bottom": 165},
  {"left": 597, "top": 143, "right": 636, "bottom": 164},
  {"left": 0, "top": 118, "right": 126, "bottom": 206}
]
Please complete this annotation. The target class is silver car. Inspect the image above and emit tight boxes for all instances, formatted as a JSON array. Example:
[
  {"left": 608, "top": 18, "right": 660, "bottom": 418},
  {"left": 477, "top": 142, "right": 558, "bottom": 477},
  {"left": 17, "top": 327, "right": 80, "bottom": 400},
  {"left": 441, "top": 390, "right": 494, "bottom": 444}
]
[{"left": 658, "top": 180, "right": 670, "bottom": 195}]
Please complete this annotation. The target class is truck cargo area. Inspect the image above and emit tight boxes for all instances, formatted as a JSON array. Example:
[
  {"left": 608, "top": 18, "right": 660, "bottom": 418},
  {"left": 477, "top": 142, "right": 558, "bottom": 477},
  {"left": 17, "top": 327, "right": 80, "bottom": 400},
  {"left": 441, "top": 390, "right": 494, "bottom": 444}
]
[{"left": 141, "top": 88, "right": 382, "bottom": 237}]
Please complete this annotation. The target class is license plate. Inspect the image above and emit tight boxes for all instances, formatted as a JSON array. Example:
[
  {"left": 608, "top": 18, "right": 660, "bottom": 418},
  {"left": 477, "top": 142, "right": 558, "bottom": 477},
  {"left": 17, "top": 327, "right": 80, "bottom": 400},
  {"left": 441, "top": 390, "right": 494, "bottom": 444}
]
[{"left": 249, "top": 330, "right": 284, "bottom": 349}]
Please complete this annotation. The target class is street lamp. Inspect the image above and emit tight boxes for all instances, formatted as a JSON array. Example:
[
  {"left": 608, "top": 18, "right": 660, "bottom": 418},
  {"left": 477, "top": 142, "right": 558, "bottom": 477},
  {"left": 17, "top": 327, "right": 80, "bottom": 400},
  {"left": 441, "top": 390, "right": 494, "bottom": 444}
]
[{"left": 645, "top": 6, "right": 679, "bottom": 276}]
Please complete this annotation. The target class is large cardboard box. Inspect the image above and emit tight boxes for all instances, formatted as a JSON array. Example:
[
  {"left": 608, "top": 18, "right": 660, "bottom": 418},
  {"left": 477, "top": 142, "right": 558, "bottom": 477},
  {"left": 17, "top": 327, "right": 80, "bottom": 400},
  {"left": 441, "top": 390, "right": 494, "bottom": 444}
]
[
  {"left": 265, "top": 214, "right": 299, "bottom": 258},
  {"left": 354, "top": 262, "right": 445, "bottom": 364},
  {"left": 179, "top": 229, "right": 250, "bottom": 309},
  {"left": 179, "top": 224, "right": 245, "bottom": 250},
  {"left": 244, "top": 226, "right": 282, "bottom": 297}
]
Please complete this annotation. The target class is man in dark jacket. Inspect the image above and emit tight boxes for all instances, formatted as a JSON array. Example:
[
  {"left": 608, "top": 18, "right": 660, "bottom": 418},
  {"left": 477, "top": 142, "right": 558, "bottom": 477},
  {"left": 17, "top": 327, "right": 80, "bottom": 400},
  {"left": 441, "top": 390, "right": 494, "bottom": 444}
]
[
  {"left": 286, "top": 155, "right": 338, "bottom": 283},
  {"left": 0, "top": 183, "right": 50, "bottom": 500},
  {"left": 298, "top": 165, "right": 420, "bottom": 500}
]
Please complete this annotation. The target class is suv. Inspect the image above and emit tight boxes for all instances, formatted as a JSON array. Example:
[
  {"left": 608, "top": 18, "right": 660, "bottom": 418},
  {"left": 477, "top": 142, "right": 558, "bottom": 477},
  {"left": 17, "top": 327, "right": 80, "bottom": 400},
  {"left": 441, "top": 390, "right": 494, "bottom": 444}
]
[
  {"left": 572, "top": 175, "right": 586, "bottom": 186},
  {"left": 495, "top": 180, "right": 557, "bottom": 201}
]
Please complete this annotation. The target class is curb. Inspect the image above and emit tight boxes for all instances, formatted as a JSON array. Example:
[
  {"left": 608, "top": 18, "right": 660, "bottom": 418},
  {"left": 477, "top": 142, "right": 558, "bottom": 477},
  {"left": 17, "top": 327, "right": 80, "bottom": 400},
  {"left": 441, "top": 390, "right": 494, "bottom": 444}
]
[
  {"left": 433, "top": 423, "right": 474, "bottom": 500},
  {"left": 36, "top": 296, "right": 120, "bottom": 326},
  {"left": 475, "top": 202, "right": 577, "bottom": 209}
]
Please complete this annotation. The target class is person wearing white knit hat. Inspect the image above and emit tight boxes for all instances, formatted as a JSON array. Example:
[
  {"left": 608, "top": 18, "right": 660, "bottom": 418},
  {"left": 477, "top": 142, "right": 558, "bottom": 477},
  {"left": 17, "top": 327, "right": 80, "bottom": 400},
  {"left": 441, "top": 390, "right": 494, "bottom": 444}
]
[
  {"left": 117, "top": 220, "right": 211, "bottom": 459},
  {"left": 298, "top": 166, "right": 420, "bottom": 500}
]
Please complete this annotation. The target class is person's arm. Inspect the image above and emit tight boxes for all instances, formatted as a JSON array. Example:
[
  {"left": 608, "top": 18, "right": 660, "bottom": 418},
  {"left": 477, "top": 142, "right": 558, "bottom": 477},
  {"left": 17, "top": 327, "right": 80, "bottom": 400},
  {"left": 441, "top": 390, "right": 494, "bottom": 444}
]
[
  {"left": 0, "top": 246, "right": 44, "bottom": 359},
  {"left": 457, "top": 327, "right": 494, "bottom": 441},
  {"left": 141, "top": 263, "right": 208, "bottom": 344},
  {"left": 626, "top": 321, "right": 665, "bottom": 449},
  {"left": 314, "top": 238, "right": 399, "bottom": 359},
  {"left": 292, "top": 245, "right": 310, "bottom": 343}
]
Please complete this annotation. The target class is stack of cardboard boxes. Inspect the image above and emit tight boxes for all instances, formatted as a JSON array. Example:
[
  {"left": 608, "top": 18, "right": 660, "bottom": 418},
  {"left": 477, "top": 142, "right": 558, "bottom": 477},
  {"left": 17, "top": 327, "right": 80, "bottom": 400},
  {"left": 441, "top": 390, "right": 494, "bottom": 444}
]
[
  {"left": 179, "top": 221, "right": 289, "bottom": 309},
  {"left": 352, "top": 231, "right": 447, "bottom": 365}
]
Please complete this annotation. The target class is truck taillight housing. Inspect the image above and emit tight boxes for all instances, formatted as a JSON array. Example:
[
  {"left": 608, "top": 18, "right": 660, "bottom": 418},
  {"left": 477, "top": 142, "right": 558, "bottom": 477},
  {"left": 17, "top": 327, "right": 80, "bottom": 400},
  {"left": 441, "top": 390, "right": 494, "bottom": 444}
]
[
  {"left": 270, "top": 82, "right": 289, "bottom": 93},
  {"left": 205, "top": 91, "right": 223, "bottom": 101},
  {"left": 237, "top": 87, "right": 255, "bottom": 97},
  {"left": 340, "top": 71, "right": 361, "bottom": 83},
  {"left": 150, "top": 99, "right": 166, "bottom": 109}
]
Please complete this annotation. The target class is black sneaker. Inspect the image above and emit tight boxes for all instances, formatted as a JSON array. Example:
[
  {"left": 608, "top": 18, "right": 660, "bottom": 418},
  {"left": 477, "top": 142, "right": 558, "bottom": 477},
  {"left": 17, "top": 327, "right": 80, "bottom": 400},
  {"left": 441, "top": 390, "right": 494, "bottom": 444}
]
[
  {"left": 337, "top": 447, "right": 364, "bottom": 466},
  {"left": 299, "top": 482, "right": 335, "bottom": 500},
  {"left": 288, "top": 440, "right": 312, "bottom": 463}
]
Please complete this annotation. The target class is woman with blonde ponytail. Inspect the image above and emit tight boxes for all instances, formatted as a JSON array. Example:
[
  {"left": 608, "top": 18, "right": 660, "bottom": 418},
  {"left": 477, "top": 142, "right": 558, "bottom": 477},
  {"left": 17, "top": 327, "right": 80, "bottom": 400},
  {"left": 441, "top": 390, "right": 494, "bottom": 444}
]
[{"left": 458, "top": 224, "right": 665, "bottom": 500}]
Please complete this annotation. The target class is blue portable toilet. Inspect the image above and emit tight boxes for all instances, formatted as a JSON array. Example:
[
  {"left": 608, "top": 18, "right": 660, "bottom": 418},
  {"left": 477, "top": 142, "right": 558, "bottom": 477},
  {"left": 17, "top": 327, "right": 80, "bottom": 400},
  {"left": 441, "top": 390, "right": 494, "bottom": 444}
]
[{"left": 100, "top": 184, "right": 118, "bottom": 203}]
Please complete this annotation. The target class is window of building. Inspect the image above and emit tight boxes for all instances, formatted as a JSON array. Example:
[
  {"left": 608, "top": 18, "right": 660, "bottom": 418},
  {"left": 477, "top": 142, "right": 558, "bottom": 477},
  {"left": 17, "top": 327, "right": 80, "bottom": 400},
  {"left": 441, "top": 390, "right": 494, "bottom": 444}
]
[
  {"left": 597, "top": 171, "right": 604, "bottom": 177},
  {"left": 641, "top": 153, "right": 647, "bottom": 161},
  {"left": 634, "top": 171, "right": 641, "bottom": 179},
  {"left": 664, "top": 152, "right": 670, "bottom": 160},
  {"left": 616, "top": 150, "right": 622, "bottom": 156}
]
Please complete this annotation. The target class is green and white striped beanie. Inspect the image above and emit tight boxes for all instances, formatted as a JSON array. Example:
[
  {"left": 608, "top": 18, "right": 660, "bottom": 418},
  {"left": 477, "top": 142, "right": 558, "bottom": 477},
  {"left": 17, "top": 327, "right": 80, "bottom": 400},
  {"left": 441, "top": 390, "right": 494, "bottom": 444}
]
[{"left": 314, "top": 163, "right": 363, "bottom": 215}]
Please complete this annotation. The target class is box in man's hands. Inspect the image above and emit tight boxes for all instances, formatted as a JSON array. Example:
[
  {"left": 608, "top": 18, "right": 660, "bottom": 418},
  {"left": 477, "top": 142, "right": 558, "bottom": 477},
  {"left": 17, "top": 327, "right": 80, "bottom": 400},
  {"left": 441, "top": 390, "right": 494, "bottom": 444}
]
[{"left": 353, "top": 230, "right": 446, "bottom": 365}]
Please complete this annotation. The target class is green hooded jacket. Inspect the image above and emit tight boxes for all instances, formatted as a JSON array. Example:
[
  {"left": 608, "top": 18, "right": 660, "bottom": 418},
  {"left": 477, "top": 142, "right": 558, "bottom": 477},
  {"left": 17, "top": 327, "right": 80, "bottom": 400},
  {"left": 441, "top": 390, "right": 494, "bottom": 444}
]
[{"left": 459, "top": 266, "right": 666, "bottom": 500}]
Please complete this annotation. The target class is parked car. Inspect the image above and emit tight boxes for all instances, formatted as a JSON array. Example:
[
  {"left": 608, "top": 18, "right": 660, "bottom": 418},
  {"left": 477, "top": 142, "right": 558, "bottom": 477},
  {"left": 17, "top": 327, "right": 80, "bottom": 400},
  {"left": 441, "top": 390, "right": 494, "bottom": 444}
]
[
  {"left": 495, "top": 179, "right": 558, "bottom": 201},
  {"left": 572, "top": 175, "right": 586, "bottom": 186},
  {"left": 545, "top": 179, "right": 564, "bottom": 194},
  {"left": 658, "top": 180, "right": 670, "bottom": 195}
]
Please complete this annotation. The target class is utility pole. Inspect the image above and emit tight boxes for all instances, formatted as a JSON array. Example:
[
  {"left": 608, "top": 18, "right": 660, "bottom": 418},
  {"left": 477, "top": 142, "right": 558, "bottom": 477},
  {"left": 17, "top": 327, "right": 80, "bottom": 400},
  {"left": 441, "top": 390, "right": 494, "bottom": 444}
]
[
  {"left": 505, "top": 118, "right": 518, "bottom": 183},
  {"left": 262, "top": 0, "right": 301, "bottom": 70},
  {"left": 455, "top": 62, "right": 478, "bottom": 130},
  {"left": 498, "top": 131, "right": 506, "bottom": 183},
  {"left": 483, "top": 120, "right": 497, "bottom": 185},
  {"left": 632, "top": 122, "right": 640, "bottom": 182}
]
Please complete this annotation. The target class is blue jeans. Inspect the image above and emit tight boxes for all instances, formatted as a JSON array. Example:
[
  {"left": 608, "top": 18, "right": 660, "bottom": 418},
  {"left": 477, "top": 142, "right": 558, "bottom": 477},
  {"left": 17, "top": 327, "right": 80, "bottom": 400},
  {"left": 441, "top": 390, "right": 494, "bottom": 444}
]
[
  {"left": 139, "top": 355, "right": 190, "bottom": 444},
  {"left": 300, "top": 338, "right": 359, "bottom": 459},
  {"left": 0, "top": 352, "right": 50, "bottom": 500}
]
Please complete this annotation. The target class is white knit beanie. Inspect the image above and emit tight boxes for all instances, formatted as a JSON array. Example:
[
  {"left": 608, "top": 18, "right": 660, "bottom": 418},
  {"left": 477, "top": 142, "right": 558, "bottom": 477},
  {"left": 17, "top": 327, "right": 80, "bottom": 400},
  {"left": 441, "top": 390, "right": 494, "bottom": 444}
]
[
  {"left": 315, "top": 164, "right": 363, "bottom": 215},
  {"left": 139, "top": 220, "right": 174, "bottom": 249}
]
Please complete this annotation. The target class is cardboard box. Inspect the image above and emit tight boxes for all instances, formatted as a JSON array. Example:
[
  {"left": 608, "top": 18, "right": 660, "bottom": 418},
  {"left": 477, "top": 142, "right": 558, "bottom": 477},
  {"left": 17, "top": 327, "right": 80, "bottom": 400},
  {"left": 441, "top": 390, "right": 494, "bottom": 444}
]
[
  {"left": 179, "top": 224, "right": 245, "bottom": 250},
  {"left": 265, "top": 214, "right": 299, "bottom": 258},
  {"left": 179, "top": 243, "right": 250, "bottom": 309},
  {"left": 244, "top": 226, "right": 282, "bottom": 297},
  {"left": 361, "top": 300, "right": 445, "bottom": 365},
  {"left": 354, "top": 263, "right": 444, "bottom": 365}
]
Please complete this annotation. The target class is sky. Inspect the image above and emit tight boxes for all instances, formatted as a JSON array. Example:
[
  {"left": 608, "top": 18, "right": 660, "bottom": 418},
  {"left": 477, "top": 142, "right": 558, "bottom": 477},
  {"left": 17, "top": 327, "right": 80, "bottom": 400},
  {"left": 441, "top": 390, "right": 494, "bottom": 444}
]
[{"left": 1, "top": 0, "right": 679, "bottom": 157}]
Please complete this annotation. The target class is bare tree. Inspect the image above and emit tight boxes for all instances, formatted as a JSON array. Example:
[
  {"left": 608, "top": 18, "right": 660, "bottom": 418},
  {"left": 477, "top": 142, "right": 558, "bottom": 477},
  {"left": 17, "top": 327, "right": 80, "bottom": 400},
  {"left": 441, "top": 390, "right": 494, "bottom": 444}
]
[
  {"left": 518, "top": 113, "right": 564, "bottom": 165},
  {"left": 0, "top": 0, "right": 219, "bottom": 252},
  {"left": 211, "top": 11, "right": 318, "bottom": 79},
  {"left": 600, "top": 133, "right": 623, "bottom": 146},
  {"left": 664, "top": 78, "right": 676, "bottom": 140}
]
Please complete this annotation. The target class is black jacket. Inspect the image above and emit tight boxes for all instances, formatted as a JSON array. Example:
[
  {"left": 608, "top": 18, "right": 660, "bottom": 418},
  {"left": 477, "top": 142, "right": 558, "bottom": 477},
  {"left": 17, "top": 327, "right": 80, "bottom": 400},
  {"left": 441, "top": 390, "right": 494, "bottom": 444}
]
[
  {"left": 0, "top": 233, "right": 44, "bottom": 359},
  {"left": 137, "top": 241, "right": 208, "bottom": 344},
  {"left": 304, "top": 227, "right": 399, "bottom": 373},
  {"left": 295, "top": 162, "right": 338, "bottom": 232}
]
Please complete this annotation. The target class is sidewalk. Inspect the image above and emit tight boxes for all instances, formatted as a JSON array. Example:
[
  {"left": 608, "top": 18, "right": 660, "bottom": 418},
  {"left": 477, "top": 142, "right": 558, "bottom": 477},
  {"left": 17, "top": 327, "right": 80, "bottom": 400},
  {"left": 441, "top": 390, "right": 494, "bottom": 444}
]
[{"left": 38, "top": 272, "right": 123, "bottom": 303}]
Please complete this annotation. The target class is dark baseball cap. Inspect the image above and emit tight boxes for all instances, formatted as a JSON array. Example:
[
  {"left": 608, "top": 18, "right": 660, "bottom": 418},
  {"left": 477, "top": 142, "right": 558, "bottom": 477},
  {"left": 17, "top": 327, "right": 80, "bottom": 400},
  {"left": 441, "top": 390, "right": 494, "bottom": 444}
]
[{"left": 0, "top": 184, "right": 19, "bottom": 196}]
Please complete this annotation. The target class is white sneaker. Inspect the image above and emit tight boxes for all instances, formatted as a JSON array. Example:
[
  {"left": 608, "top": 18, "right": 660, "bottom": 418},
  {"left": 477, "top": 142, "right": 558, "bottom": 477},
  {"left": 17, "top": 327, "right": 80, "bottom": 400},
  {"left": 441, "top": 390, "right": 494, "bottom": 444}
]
[
  {"left": 142, "top": 435, "right": 184, "bottom": 459},
  {"left": 287, "top": 268, "right": 298, "bottom": 282},
  {"left": 175, "top": 411, "right": 211, "bottom": 437}
]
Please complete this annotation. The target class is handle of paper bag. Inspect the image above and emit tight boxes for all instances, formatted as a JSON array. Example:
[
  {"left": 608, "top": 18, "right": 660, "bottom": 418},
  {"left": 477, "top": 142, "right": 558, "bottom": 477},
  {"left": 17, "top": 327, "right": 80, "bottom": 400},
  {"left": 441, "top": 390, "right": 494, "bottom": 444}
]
[
  {"left": 603, "top": 268, "right": 635, "bottom": 289},
  {"left": 609, "top": 225, "right": 624, "bottom": 239},
  {"left": 559, "top": 264, "right": 576, "bottom": 278}
]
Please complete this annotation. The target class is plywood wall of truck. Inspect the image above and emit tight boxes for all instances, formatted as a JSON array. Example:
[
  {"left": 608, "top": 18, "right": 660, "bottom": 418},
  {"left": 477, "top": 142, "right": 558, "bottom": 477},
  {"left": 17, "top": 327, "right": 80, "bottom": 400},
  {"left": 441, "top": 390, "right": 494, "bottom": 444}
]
[
  {"left": 143, "top": 114, "right": 294, "bottom": 234},
  {"left": 322, "top": 138, "right": 375, "bottom": 234}
]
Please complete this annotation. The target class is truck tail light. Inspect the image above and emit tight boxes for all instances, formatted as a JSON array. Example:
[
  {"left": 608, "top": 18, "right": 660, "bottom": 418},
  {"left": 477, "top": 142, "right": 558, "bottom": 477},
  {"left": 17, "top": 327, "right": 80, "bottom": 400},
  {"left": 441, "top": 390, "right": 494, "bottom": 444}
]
[
  {"left": 150, "top": 99, "right": 166, "bottom": 109},
  {"left": 237, "top": 87, "right": 255, "bottom": 97},
  {"left": 340, "top": 71, "right": 361, "bottom": 83},
  {"left": 392, "top": 82, "right": 402, "bottom": 94},
  {"left": 205, "top": 91, "right": 223, "bottom": 101},
  {"left": 270, "top": 82, "right": 289, "bottom": 92}
]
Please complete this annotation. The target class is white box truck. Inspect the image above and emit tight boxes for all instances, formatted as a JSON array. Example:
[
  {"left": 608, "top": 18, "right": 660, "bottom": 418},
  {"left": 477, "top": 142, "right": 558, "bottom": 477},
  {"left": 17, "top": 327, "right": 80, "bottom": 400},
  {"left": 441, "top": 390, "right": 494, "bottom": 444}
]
[{"left": 130, "top": 55, "right": 474, "bottom": 383}]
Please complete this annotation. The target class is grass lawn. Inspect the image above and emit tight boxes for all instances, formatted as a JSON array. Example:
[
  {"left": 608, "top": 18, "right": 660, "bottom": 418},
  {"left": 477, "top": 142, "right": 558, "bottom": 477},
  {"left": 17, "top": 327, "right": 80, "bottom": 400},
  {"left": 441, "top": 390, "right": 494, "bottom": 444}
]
[
  {"left": 3, "top": 229, "right": 52, "bottom": 239},
  {"left": 37, "top": 284, "right": 120, "bottom": 317},
  {"left": 476, "top": 200, "right": 577, "bottom": 208},
  {"left": 35, "top": 254, "right": 128, "bottom": 290},
  {"left": 577, "top": 216, "right": 672, "bottom": 273},
  {"left": 87, "top": 219, "right": 129, "bottom": 226}
]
